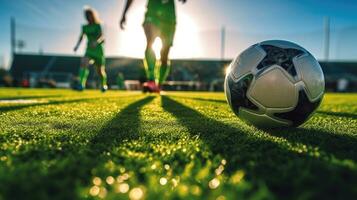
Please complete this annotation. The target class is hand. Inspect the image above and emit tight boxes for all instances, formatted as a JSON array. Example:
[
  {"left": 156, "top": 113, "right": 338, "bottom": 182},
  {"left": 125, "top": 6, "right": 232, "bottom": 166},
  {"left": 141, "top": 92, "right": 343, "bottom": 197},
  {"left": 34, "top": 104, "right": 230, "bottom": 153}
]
[
  {"left": 179, "top": 0, "right": 186, "bottom": 4},
  {"left": 120, "top": 16, "right": 126, "bottom": 30}
]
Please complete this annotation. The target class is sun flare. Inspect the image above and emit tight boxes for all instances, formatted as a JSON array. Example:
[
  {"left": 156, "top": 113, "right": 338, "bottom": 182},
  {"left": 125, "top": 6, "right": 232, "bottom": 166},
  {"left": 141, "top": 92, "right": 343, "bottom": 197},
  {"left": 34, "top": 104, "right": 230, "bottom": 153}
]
[
  {"left": 170, "top": 13, "right": 201, "bottom": 58},
  {"left": 119, "top": 10, "right": 201, "bottom": 59},
  {"left": 152, "top": 37, "right": 162, "bottom": 59}
]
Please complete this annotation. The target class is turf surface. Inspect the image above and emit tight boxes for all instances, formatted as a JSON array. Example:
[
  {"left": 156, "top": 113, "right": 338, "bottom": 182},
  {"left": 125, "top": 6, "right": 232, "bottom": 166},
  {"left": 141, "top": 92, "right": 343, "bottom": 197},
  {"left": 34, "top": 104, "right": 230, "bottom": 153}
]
[{"left": 0, "top": 88, "right": 356, "bottom": 200}]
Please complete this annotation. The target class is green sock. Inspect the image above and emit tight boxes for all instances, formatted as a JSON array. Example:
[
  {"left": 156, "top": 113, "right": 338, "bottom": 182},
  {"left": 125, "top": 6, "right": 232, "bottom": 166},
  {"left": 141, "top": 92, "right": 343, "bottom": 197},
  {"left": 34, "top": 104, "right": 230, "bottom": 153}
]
[
  {"left": 144, "top": 48, "right": 156, "bottom": 81},
  {"left": 156, "top": 62, "right": 171, "bottom": 85},
  {"left": 102, "top": 74, "right": 107, "bottom": 86},
  {"left": 101, "top": 71, "right": 107, "bottom": 87},
  {"left": 79, "top": 68, "right": 89, "bottom": 88}
]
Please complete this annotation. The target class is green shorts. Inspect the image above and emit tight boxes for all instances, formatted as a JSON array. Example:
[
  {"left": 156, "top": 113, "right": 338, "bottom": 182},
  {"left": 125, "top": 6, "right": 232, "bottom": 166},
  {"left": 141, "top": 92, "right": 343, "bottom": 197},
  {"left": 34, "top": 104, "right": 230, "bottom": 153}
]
[
  {"left": 143, "top": 15, "right": 176, "bottom": 47},
  {"left": 85, "top": 46, "right": 105, "bottom": 66}
]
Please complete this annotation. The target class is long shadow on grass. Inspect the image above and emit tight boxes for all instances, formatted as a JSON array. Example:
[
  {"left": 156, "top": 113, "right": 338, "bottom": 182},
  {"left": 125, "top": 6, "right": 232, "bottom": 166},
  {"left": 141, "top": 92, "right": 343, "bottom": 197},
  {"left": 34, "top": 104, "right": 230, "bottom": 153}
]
[
  {"left": 261, "top": 127, "right": 357, "bottom": 163},
  {"left": 90, "top": 96, "right": 155, "bottom": 152},
  {"left": 162, "top": 96, "right": 357, "bottom": 199},
  {"left": 0, "top": 96, "right": 154, "bottom": 200},
  {"left": 72, "top": 96, "right": 154, "bottom": 196}
]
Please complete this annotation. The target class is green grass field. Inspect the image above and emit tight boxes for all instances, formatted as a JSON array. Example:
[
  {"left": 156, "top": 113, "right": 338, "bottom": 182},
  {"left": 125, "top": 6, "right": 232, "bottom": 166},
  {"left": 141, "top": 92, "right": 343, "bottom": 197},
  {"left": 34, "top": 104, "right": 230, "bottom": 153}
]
[{"left": 0, "top": 88, "right": 356, "bottom": 200}]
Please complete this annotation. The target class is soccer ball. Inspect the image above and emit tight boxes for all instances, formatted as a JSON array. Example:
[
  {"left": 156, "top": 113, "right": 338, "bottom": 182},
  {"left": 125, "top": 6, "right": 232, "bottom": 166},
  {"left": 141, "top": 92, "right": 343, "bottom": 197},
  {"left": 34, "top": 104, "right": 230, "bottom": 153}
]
[{"left": 225, "top": 40, "right": 325, "bottom": 128}]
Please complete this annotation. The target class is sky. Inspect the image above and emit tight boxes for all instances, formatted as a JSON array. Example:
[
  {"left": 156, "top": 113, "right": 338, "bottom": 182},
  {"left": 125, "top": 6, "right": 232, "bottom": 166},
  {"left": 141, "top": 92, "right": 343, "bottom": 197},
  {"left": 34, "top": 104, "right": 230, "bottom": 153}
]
[{"left": 1, "top": 0, "right": 357, "bottom": 69}]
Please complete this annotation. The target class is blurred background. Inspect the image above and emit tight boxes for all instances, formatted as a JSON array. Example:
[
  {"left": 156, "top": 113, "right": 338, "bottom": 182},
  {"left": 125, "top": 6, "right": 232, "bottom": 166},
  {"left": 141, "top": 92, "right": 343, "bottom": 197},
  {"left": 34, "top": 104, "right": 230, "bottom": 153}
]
[{"left": 0, "top": 0, "right": 356, "bottom": 91}]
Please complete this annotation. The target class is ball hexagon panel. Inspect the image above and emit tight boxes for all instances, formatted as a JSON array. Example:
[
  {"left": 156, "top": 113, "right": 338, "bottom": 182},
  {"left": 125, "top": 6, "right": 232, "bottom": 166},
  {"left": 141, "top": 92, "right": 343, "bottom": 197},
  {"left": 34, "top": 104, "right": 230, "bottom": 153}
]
[
  {"left": 230, "top": 45, "right": 266, "bottom": 80},
  {"left": 249, "top": 66, "right": 298, "bottom": 109},
  {"left": 225, "top": 74, "right": 259, "bottom": 115},
  {"left": 274, "top": 90, "right": 322, "bottom": 127},
  {"left": 256, "top": 45, "right": 304, "bottom": 78},
  {"left": 294, "top": 54, "right": 325, "bottom": 101}
]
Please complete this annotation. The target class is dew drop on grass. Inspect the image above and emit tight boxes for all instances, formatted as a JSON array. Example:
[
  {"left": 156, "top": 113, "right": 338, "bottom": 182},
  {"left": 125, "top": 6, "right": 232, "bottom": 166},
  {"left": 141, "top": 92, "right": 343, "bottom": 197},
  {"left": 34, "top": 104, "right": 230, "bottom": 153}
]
[
  {"left": 122, "top": 173, "right": 130, "bottom": 180},
  {"left": 106, "top": 176, "right": 115, "bottom": 185},
  {"left": 221, "top": 159, "right": 227, "bottom": 165},
  {"left": 151, "top": 164, "right": 157, "bottom": 170},
  {"left": 93, "top": 177, "right": 102, "bottom": 186},
  {"left": 129, "top": 187, "right": 144, "bottom": 200},
  {"left": 164, "top": 164, "right": 170, "bottom": 170},
  {"left": 209, "top": 178, "right": 220, "bottom": 189},
  {"left": 117, "top": 183, "right": 130, "bottom": 193},
  {"left": 215, "top": 165, "right": 225, "bottom": 175},
  {"left": 89, "top": 185, "right": 100, "bottom": 196},
  {"left": 159, "top": 177, "right": 168, "bottom": 185},
  {"left": 119, "top": 167, "right": 126, "bottom": 173},
  {"left": 116, "top": 175, "right": 124, "bottom": 183}
]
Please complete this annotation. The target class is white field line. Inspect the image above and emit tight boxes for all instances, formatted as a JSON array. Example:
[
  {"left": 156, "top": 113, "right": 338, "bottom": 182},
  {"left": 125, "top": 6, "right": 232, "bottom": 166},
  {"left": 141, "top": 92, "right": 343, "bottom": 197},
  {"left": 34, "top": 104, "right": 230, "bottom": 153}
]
[{"left": 0, "top": 99, "right": 46, "bottom": 104}]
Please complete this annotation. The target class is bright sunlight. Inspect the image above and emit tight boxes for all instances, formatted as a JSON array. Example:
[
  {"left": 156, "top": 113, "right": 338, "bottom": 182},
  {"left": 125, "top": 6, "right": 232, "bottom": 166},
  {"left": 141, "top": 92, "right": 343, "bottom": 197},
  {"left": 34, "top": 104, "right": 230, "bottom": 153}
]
[{"left": 119, "top": 8, "right": 201, "bottom": 59}]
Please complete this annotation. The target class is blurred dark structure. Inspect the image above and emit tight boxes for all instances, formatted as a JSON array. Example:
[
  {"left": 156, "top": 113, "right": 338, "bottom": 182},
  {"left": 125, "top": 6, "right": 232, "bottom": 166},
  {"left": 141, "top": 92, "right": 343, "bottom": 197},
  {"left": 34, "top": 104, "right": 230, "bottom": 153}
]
[
  {"left": 9, "top": 53, "right": 357, "bottom": 92},
  {"left": 0, "top": 68, "right": 13, "bottom": 87}
]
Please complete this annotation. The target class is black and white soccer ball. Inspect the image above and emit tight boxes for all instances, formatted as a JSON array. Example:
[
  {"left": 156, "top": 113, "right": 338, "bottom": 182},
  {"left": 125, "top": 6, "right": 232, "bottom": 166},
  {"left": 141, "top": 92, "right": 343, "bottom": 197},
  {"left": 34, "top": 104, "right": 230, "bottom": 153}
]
[{"left": 225, "top": 40, "right": 325, "bottom": 128}]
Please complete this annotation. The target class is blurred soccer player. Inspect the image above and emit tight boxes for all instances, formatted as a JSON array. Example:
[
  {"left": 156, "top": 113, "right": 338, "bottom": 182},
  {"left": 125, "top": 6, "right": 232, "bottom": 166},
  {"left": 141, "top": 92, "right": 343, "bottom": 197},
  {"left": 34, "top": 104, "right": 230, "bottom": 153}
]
[
  {"left": 120, "top": 0, "right": 187, "bottom": 93},
  {"left": 74, "top": 6, "right": 108, "bottom": 92}
]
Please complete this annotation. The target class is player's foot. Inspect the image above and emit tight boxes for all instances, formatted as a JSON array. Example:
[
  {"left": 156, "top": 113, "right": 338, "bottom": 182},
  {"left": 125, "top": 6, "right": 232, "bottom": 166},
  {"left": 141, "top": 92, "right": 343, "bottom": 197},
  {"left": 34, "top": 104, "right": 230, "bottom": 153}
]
[
  {"left": 142, "top": 81, "right": 160, "bottom": 93},
  {"left": 74, "top": 84, "right": 84, "bottom": 91},
  {"left": 101, "top": 85, "right": 108, "bottom": 93},
  {"left": 149, "top": 81, "right": 161, "bottom": 93}
]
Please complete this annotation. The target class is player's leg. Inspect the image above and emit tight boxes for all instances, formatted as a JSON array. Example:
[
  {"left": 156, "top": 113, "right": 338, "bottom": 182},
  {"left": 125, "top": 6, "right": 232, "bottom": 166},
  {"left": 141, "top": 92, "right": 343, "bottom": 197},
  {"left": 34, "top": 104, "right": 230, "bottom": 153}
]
[
  {"left": 96, "top": 65, "right": 108, "bottom": 92},
  {"left": 93, "top": 55, "right": 108, "bottom": 92},
  {"left": 156, "top": 25, "right": 175, "bottom": 87},
  {"left": 143, "top": 23, "right": 157, "bottom": 82},
  {"left": 78, "top": 57, "right": 90, "bottom": 90},
  {"left": 156, "top": 42, "right": 172, "bottom": 86}
]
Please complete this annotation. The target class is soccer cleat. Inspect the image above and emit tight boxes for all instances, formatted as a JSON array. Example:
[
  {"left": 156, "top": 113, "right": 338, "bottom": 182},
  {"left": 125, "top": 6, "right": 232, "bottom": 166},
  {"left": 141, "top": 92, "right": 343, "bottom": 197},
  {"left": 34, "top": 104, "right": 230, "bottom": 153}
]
[
  {"left": 101, "top": 85, "right": 108, "bottom": 93},
  {"left": 148, "top": 81, "right": 161, "bottom": 93},
  {"left": 142, "top": 81, "right": 160, "bottom": 93},
  {"left": 74, "top": 84, "right": 84, "bottom": 92}
]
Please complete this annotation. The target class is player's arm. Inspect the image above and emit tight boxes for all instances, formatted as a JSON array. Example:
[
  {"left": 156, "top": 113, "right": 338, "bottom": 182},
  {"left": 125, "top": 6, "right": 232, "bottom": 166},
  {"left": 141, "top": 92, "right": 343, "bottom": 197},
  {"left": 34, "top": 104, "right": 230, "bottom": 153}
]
[
  {"left": 96, "top": 34, "right": 105, "bottom": 45},
  {"left": 120, "top": 0, "right": 133, "bottom": 30},
  {"left": 74, "top": 31, "right": 84, "bottom": 52},
  {"left": 96, "top": 26, "right": 105, "bottom": 46}
]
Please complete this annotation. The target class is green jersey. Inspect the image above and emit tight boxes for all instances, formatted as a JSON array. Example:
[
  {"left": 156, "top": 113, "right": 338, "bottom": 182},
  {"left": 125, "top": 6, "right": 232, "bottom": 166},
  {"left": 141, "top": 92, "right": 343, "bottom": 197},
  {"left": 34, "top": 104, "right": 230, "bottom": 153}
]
[
  {"left": 82, "top": 24, "right": 103, "bottom": 48},
  {"left": 82, "top": 24, "right": 105, "bottom": 65},
  {"left": 145, "top": 0, "right": 176, "bottom": 24}
]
